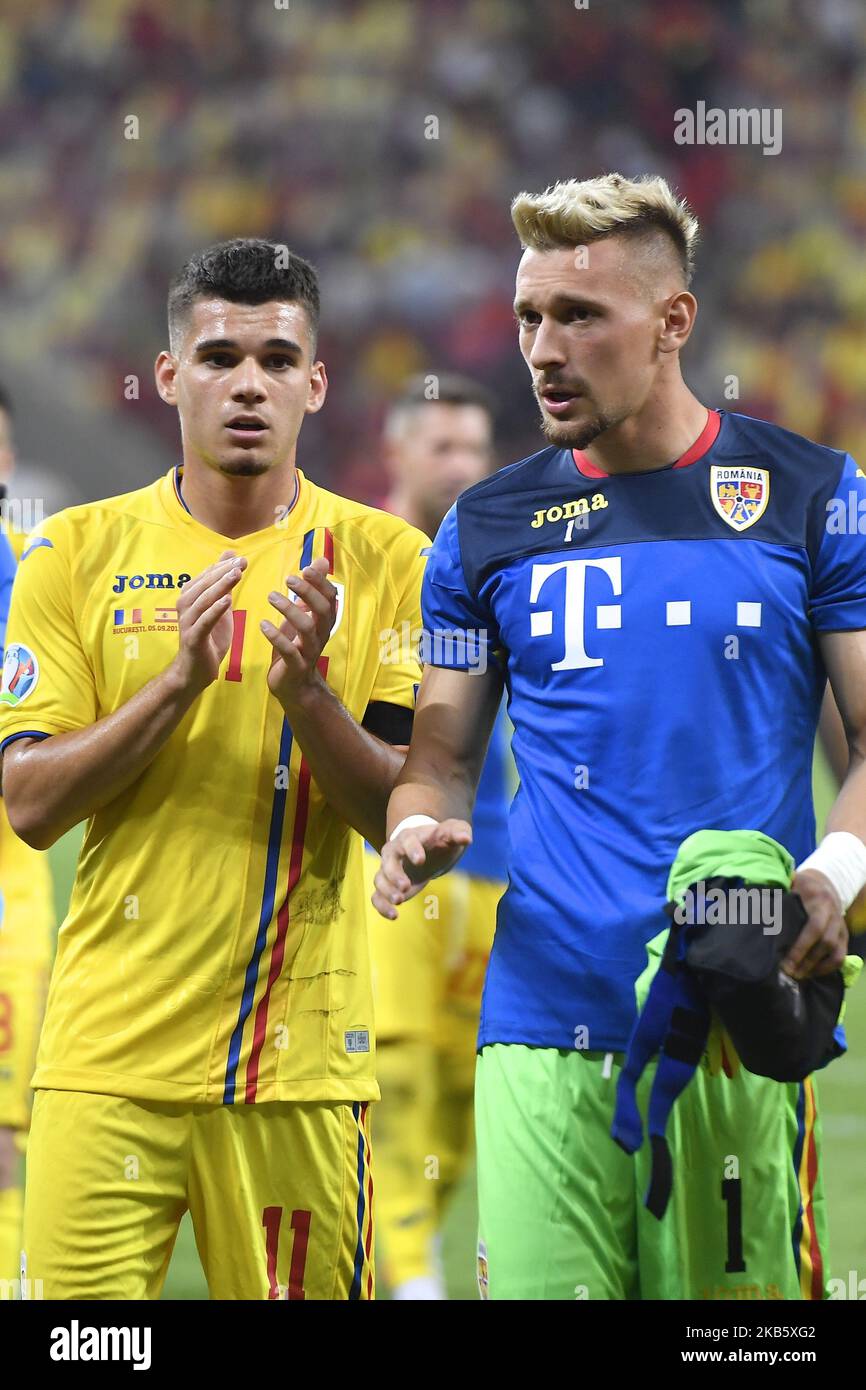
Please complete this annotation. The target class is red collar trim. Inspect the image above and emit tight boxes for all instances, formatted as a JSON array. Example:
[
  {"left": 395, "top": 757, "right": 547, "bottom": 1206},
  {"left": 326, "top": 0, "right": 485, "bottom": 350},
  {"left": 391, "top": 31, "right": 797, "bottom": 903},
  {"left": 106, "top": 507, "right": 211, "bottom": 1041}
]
[{"left": 572, "top": 408, "right": 721, "bottom": 479}]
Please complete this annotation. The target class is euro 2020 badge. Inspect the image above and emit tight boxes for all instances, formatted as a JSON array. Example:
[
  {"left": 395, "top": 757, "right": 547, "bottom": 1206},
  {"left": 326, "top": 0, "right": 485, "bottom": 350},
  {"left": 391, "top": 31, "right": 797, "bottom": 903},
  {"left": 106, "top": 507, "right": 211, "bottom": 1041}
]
[
  {"left": 0, "top": 643, "right": 39, "bottom": 706},
  {"left": 710, "top": 466, "right": 770, "bottom": 531}
]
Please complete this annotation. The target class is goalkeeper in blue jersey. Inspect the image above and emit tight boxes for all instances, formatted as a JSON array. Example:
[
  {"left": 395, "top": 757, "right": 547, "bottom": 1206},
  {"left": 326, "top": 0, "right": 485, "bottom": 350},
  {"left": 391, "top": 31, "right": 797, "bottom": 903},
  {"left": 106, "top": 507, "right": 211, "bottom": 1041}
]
[{"left": 372, "top": 172, "right": 866, "bottom": 1300}]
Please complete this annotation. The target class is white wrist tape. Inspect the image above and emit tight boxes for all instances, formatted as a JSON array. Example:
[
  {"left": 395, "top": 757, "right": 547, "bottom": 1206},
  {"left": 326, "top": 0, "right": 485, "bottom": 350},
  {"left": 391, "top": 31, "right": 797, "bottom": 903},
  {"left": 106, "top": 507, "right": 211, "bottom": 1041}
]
[
  {"left": 389, "top": 814, "right": 438, "bottom": 842},
  {"left": 797, "top": 832, "right": 866, "bottom": 911}
]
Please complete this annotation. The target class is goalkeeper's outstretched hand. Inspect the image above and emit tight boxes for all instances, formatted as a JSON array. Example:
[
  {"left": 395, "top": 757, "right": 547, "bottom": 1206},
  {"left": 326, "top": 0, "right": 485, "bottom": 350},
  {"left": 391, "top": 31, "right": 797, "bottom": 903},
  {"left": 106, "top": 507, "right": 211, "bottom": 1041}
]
[{"left": 371, "top": 819, "right": 473, "bottom": 919}]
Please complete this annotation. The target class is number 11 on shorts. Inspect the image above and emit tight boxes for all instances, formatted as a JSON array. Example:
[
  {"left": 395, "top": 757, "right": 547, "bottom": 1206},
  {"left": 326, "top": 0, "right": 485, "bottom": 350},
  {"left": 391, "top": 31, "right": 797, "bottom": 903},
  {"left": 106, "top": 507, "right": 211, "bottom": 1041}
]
[{"left": 262, "top": 1205, "right": 312, "bottom": 1299}]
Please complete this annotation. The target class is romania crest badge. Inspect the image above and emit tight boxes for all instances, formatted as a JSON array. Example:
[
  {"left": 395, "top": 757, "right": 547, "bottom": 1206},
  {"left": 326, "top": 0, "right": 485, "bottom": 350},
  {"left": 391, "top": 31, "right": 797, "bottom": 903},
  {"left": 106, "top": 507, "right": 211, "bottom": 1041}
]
[{"left": 710, "top": 466, "right": 769, "bottom": 531}]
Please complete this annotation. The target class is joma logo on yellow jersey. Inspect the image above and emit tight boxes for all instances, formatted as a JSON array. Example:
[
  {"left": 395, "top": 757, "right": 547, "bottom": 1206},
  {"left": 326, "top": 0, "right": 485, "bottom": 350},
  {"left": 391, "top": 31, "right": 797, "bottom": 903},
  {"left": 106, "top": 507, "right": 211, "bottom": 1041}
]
[
  {"left": 112, "top": 572, "right": 192, "bottom": 594},
  {"left": 530, "top": 494, "right": 608, "bottom": 528}
]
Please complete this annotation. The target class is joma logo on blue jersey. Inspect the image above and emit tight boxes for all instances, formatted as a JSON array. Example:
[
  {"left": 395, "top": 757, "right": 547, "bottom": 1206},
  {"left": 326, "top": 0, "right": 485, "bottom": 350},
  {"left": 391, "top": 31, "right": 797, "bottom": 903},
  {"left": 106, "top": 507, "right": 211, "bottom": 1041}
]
[
  {"left": 112, "top": 572, "right": 192, "bottom": 594},
  {"left": 531, "top": 494, "right": 608, "bottom": 528}
]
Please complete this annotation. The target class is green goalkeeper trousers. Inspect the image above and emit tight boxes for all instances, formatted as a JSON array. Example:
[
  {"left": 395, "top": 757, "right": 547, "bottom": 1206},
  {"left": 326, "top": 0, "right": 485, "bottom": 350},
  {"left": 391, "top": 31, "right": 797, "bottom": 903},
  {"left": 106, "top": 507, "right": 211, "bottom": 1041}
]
[{"left": 474, "top": 1043, "right": 828, "bottom": 1300}]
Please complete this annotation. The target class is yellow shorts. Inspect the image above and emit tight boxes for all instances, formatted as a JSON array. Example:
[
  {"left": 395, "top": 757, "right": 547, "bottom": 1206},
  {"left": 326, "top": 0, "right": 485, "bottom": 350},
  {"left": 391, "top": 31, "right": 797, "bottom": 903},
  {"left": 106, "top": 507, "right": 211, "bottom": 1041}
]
[
  {"left": 22, "top": 1089, "right": 374, "bottom": 1300},
  {"left": 0, "top": 960, "right": 48, "bottom": 1132}
]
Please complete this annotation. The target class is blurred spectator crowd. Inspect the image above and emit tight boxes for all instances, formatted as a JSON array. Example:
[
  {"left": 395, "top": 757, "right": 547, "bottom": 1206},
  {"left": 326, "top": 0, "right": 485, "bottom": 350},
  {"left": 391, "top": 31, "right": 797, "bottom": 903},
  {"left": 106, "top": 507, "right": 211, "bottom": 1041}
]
[{"left": 1, "top": 0, "right": 865, "bottom": 502}]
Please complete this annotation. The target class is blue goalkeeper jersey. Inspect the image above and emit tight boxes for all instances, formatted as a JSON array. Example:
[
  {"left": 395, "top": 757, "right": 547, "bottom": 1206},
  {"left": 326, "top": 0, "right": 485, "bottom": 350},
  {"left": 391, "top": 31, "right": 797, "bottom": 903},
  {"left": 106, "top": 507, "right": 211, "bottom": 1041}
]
[
  {"left": 459, "top": 703, "right": 509, "bottom": 884},
  {"left": 421, "top": 409, "right": 866, "bottom": 1053}
]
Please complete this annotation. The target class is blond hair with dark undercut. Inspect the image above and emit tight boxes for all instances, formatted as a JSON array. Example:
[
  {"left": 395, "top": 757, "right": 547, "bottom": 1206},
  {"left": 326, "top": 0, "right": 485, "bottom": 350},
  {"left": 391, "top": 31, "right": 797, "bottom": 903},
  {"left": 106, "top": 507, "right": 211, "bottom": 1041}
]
[{"left": 511, "top": 173, "right": 700, "bottom": 285}]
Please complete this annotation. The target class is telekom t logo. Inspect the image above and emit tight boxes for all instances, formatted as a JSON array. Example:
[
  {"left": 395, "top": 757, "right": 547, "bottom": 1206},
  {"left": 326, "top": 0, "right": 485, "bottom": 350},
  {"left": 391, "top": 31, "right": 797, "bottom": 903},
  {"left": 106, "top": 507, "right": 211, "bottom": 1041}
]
[{"left": 529, "top": 557, "right": 622, "bottom": 669}]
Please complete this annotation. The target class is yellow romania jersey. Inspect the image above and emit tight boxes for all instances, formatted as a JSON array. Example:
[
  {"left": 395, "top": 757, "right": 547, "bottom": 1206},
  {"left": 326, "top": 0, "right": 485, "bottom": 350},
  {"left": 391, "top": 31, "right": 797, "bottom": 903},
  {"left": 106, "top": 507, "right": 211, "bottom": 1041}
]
[{"left": 0, "top": 465, "right": 427, "bottom": 1105}]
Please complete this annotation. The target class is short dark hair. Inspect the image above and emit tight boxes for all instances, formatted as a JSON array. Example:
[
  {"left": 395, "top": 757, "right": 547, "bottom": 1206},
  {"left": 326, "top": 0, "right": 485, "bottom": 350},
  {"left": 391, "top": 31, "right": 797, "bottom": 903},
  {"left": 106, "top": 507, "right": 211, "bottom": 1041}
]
[
  {"left": 167, "top": 238, "right": 320, "bottom": 351},
  {"left": 0, "top": 380, "right": 12, "bottom": 418},
  {"left": 385, "top": 372, "right": 496, "bottom": 438}
]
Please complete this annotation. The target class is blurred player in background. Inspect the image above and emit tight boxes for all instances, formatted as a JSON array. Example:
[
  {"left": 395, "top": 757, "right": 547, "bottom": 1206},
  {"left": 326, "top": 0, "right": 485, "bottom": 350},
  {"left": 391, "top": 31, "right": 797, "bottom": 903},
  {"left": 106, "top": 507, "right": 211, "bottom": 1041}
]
[
  {"left": 365, "top": 375, "right": 510, "bottom": 1299},
  {"left": 0, "top": 385, "right": 54, "bottom": 1287},
  {"left": 375, "top": 174, "right": 866, "bottom": 1299},
  {"left": 0, "top": 240, "right": 429, "bottom": 1299}
]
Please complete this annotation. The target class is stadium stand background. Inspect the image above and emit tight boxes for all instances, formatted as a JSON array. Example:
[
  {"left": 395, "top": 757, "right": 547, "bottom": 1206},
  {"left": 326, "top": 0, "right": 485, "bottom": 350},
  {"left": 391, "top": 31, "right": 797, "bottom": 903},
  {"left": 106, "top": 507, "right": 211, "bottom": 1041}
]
[{"left": 1, "top": 0, "right": 865, "bottom": 515}]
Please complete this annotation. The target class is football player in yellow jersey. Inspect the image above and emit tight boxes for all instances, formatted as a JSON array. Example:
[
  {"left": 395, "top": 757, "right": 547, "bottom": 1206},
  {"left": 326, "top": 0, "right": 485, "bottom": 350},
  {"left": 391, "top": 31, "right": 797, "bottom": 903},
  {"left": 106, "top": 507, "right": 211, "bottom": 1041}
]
[
  {"left": 365, "top": 376, "right": 511, "bottom": 1299},
  {"left": 0, "top": 239, "right": 431, "bottom": 1300},
  {"left": 0, "top": 385, "right": 56, "bottom": 1289}
]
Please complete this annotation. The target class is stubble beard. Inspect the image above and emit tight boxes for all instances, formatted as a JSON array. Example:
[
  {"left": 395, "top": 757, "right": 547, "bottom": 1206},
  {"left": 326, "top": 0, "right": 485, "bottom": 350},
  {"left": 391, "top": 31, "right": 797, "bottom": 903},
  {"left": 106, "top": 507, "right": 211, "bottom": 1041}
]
[
  {"left": 218, "top": 453, "right": 273, "bottom": 478},
  {"left": 538, "top": 406, "right": 615, "bottom": 452}
]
